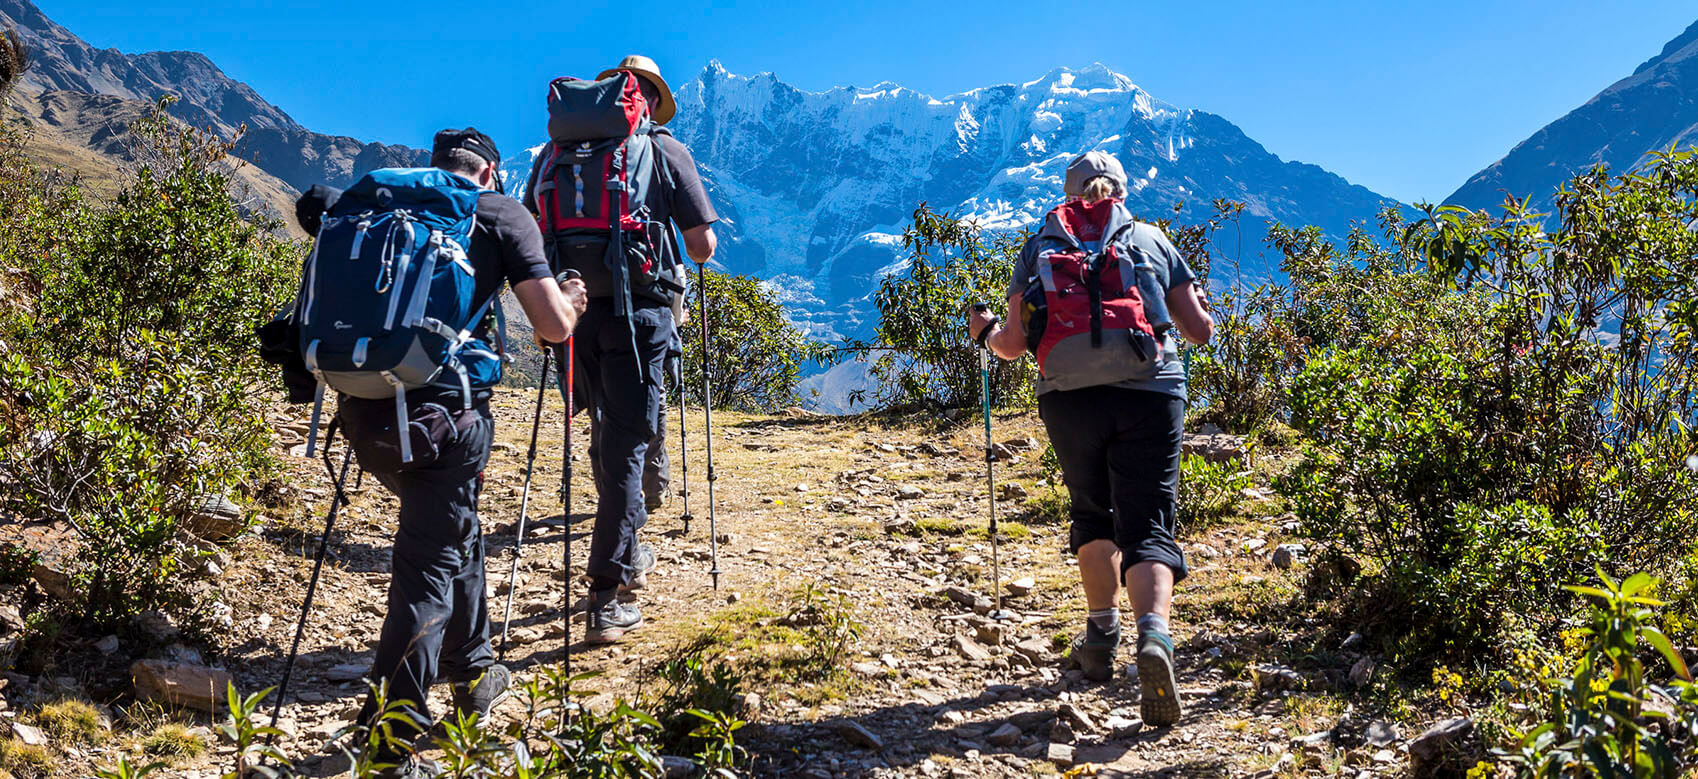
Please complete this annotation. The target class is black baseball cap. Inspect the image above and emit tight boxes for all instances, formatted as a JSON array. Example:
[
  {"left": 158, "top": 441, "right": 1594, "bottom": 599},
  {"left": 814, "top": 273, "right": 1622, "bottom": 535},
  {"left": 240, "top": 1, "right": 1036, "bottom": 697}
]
[{"left": 432, "top": 127, "right": 501, "bottom": 167}]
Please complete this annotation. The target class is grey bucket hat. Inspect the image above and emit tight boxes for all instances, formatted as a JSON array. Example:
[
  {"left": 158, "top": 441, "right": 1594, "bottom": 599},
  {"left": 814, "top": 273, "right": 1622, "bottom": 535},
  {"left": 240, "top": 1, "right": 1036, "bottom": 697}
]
[{"left": 1064, "top": 150, "right": 1128, "bottom": 198}]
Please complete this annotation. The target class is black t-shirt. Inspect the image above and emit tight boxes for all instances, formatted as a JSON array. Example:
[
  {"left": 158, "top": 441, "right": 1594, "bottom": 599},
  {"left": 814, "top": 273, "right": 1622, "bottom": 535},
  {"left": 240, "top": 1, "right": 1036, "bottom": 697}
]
[
  {"left": 467, "top": 190, "right": 555, "bottom": 304},
  {"left": 650, "top": 133, "right": 718, "bottom": 232}
]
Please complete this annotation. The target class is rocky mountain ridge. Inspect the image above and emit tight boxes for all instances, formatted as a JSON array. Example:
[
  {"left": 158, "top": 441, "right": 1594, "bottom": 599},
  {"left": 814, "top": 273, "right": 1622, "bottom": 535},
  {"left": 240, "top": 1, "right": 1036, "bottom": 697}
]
[
  {"left": 0, "top": 0, "right": 427, "bottom": 192},
  {"left": 1448, "top": 18, "right": 1698, "bottom": 214}
]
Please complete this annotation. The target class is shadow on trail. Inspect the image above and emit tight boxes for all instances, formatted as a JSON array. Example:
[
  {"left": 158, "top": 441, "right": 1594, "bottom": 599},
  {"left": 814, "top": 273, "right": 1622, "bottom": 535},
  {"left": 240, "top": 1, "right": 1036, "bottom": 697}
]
[{"left": 743, "top": 675, "right": 1237, "bottom": 778}]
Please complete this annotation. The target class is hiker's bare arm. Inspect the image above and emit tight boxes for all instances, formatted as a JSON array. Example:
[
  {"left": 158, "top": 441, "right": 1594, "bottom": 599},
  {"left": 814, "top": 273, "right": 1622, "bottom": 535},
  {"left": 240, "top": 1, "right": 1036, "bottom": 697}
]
[
  {"left": 515, "top": 277, "right": 587, "bottom": 345},
  {"left": 1169, "top": 281, "right": 1214, "bottom": 346},
  {"left": 965, "top": 295, "right": 1028, "bottom": 361},
  {"left": 683, "top": 224, "right": 716, "bottom": 263}
]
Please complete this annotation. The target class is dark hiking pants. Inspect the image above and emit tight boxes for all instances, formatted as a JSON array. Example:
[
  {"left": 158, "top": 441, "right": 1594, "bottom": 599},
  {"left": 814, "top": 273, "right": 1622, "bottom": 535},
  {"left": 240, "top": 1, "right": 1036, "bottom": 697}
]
[
  {"left": 339, "top": 397, "right": 495, "bottom": 746},
  {"left": 575, "top": 298, "right": 673, "bottom": 590},
  {"left": 1038, "top": 386, "right": 1189, "bottom": 583},
  {"left": 590, "top": 399, "right": 669, "bottom": 507}
]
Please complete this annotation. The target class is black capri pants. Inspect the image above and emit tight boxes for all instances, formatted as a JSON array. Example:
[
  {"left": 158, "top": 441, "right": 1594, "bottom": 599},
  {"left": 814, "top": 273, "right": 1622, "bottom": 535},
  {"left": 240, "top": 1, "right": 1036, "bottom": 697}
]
[{"left": 1038, "top": 385, "right": 1188, "bottom": 584}]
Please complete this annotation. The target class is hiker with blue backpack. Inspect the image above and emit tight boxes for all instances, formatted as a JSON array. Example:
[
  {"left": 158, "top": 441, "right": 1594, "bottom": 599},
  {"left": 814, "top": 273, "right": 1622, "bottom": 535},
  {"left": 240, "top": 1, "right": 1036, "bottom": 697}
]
[
  {"left": 291, "top": 128, "right": 587, "bottom": 777},
  {"left": 523, "top": 55, "right": 720, "bottom": 644},
  {"left": 965, "top": 150, "right": 1214, "bottom": 728}
]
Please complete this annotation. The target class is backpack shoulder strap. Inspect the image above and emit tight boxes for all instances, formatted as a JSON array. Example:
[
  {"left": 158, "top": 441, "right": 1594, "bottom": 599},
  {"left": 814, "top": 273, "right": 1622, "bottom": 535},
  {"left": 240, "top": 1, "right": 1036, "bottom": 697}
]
[
  {"left": 523, "top": 148, "right": 549, "bottom": 218},
  {"left": 648, "top": 126, "right": 679, "bottom": 194}
]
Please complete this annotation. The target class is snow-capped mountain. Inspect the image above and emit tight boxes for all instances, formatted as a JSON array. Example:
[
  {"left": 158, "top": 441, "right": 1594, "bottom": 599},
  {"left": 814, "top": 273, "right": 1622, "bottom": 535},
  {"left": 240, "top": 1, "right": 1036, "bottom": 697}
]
[
  {"left": 505, "top": 62, "right": 1401, "bottom": 344},
  {"left": 1448, "top": 19, "right": 1698, "bottom": 215}
]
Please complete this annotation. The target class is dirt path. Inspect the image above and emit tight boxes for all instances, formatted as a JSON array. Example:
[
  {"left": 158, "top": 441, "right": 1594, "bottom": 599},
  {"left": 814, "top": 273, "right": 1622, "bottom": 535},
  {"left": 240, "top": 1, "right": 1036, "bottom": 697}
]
[{"left": 59, "top": 388, "right": 1422, "bottom": 778}]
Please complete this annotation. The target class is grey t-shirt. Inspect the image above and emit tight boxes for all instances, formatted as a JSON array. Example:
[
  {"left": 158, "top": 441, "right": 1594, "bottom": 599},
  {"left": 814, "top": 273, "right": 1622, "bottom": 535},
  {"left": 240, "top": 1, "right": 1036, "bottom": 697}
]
[{"left": 1007, "top": 221, "right": 1196, "bottom": 399}]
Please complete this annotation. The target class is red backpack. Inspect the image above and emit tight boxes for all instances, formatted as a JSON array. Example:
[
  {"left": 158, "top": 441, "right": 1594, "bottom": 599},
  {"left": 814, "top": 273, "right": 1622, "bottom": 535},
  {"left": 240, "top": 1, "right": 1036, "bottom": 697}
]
[
  {"left": 523, "top": 71, "right": 684, "bottom": 317},
  {"left": 1020, "top": 198, "right": 1173, "bottom": 390}
]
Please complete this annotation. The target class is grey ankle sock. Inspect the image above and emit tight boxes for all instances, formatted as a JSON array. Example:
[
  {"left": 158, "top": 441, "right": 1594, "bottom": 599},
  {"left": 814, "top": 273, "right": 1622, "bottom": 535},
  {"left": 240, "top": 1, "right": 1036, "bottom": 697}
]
[
  {"left": 1088, "top": 608, "right": 1120, "bottom": 634},
  {"left": 1137, "top": 612, "right": 1170, "bottom": 637}
]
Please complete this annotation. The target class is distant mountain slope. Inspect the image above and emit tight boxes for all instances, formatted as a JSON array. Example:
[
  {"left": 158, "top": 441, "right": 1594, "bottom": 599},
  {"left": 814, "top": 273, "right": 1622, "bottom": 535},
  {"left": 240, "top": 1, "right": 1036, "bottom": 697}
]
[
  {"left": 1448, "top": 19, "right": 1698, "bottom": 213},
  {"left": 0, "top": 0, "right": 426, "bottom": 192},
  {"left": 506, "top": 63, "right": 1401, "bottom": 344},
  {"left": 7, "top": 89, "right": 305, "bottom": 237}
]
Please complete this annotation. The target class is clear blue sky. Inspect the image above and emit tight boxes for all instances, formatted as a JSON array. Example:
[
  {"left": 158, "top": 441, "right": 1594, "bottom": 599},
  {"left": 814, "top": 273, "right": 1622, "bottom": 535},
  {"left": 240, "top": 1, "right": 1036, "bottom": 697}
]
[{"left": 37, "top": 0, "right": 1697, "bottom": 203}]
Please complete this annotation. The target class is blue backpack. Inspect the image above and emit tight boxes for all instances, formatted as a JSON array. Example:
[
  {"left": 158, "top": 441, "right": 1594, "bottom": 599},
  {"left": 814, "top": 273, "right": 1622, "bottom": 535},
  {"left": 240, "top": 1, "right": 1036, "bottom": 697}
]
[{"left": 295, "top": 168, "right": 505, "bottom": 462}]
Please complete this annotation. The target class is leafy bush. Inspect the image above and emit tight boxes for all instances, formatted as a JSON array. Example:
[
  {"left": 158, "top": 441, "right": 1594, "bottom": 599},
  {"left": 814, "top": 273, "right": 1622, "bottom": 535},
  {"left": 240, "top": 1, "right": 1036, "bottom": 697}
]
[
  {"left": 1281, "top": 151, "right": 1698, "bottom": 654},
  {"left": 1185, "top": 208, "right": 1449, "bottom": 434},
  {"left": 1499, "top": 572, "right": 1698, "bottom": 777},
  {"left": 1, "top": 28, "right": 25, "bottom": 98},
  {"left": 651, "top": 656, "right": 748, "bottom": 773},
  {"left": 679, "top": 267, "right": 823, "bottom": 411},
  {"left": 1184, "top": 281, "right": 1304, "bottom": 435},
  {"left": 0, "top": 101, "right": 296, "bottom": 634},
  {"left": 1178, "top": 454, "right": 1254, "bottom": 524},
  {"left": 173, "top": 674, "right": 710, "bottom": 779},
  {"left": 848, "top": 204, "right": 1033, "bottom": 410}
]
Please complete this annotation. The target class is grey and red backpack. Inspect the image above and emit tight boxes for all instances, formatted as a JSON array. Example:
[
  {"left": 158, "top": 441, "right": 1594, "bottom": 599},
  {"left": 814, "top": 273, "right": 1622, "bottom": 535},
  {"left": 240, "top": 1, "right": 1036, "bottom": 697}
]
[
  {"left": 522, "top": 71, "right": 684, "bottom": 319},
  {"left": 1020, "top": 198, "right": 1175, "bottom": 391}
]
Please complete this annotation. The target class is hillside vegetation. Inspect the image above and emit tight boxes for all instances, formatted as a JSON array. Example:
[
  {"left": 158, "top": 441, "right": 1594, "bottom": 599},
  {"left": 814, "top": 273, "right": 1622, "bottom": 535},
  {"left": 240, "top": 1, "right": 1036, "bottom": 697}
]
[{"left": 2, "top": 34, "right": 1698, "bottom": 778}]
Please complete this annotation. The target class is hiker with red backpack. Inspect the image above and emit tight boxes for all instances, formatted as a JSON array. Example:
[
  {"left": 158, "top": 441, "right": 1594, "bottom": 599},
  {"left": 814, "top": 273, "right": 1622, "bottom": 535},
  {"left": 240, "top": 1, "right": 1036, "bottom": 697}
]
[
  {"left": 966, "top": 150, "right": 1213, "bottom": 728},
  {"left": 523, "top": 55, "right": 719, "bottom": 644},
  {"left": 289, "top": 129, "right": 588, "bottom": 778}
]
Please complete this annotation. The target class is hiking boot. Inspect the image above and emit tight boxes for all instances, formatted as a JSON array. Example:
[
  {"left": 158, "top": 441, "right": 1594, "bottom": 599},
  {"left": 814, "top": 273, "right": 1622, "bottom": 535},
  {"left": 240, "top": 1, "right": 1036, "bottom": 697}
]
[
  {"left": 450, "top": 664, "right": 511, "bottom": 723},
  {"left": 620, "top": 542, "right": 658, "bottom": 593},
  {"left": 1137, "top": 631, "right": 1182, "bottom": 727},
  {"left": 586, "top": 595, "right": 643, "bottom": 645},
  {"left": 377, "top": 755, "right": 442, "bottom": 779},
  {"left": 1065, "top": 622, "right": 1119, "bottom": 682},
  {"left": 645, "top": 492, "right": 666, "bottom": 512}
]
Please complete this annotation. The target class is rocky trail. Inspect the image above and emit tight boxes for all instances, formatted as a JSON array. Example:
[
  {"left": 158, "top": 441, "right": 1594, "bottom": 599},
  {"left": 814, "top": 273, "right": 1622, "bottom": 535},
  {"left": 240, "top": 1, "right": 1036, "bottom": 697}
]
[{"left": 13, "top": 388, "right": 1469, "bottom": 778}]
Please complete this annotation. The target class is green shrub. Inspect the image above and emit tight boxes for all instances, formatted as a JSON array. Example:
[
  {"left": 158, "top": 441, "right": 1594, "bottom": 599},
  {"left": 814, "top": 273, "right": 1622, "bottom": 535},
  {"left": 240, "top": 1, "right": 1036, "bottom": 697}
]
[
  {"left": 680, "top": 268, "right": 824, "bottom": 411},
  {"left": 1281, "top": 152, "right": 1698, "bottom": 655},
  {"left": 0, "top": 28, "right": 25, "bottom": 99},
  {"left": 221, "top": 674, "right": 674, "bottom": 778},
  {"left": 847, "top": 204, "right": 1033, "bottom": 411},
  {"left": 0, "top": 101, "right": 294, "bottom": 632},
  {"left": 1178, "top": 454, "right": 1254, "bottom": 525},
  {"left": 650, "top": 656, "right": 747, "bottom": 771},
  {"left": 1499, "top": 571, "right": 1698, "bottom": 777},
  {"left": 1185, "top": 281, "right": 1304, "bottom": 434}
]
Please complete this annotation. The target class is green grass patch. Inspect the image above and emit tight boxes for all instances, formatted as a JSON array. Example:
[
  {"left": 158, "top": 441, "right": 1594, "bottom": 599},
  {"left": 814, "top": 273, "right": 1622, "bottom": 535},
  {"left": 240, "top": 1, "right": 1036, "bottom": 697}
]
[
  {"left": 37, "top": 698, "right": 103, "bottom": 743},
  {"left": 0, "top": 738, "right": 53, "bottom": 779},
  {"left": 914, "top": 517, "right": 968, "bottom": 536},
  {"left": 140, "top": 722, "right": 205, "bottom": 760},
  {"left": 667, "top": 585, "right": 865, "bottom": 689}
]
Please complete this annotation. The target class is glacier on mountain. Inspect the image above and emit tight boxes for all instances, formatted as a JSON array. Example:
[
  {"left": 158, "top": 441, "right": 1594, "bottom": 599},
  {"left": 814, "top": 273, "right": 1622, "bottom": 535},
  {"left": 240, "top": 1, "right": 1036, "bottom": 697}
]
[{"left": 502, "top": 62, "right": 1398, "bottom": 409}]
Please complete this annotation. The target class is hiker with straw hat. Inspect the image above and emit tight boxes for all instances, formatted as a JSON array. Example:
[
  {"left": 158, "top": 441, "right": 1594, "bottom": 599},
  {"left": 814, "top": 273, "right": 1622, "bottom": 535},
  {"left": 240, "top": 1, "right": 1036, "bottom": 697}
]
[{"left": 524, "top": 54, "right": 720, "bottom": 644}]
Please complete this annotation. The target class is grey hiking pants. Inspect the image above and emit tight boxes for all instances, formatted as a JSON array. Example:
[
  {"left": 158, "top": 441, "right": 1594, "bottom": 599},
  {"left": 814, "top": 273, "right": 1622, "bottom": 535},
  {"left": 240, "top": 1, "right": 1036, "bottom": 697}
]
[{"left": 339, "top": 396, "right": 495, "bottom": 744}]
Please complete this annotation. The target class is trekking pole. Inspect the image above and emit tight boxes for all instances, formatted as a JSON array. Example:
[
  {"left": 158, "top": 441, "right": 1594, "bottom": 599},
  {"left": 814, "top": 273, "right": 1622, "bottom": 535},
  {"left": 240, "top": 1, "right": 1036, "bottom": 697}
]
[
  {"left": 563, "top": 336, "right": 581, "bottom": 675},
  {"left": 498, "top": 349, "right": 553, "bottom": 660},
  {"left": 696, "top": 263, "right": 721, "bottom": 590},
  {"left": 674, "top": 354, "right": 693, "bottom": 535},
  {"left": 552, "top": 269, "right": 581, "bottom": 687},
  {"left": 265, "top": 423, "right": 354, "bottom": 759},
  {"left": 970, "top": 303, "right": 1015, "bottom": 622}
]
